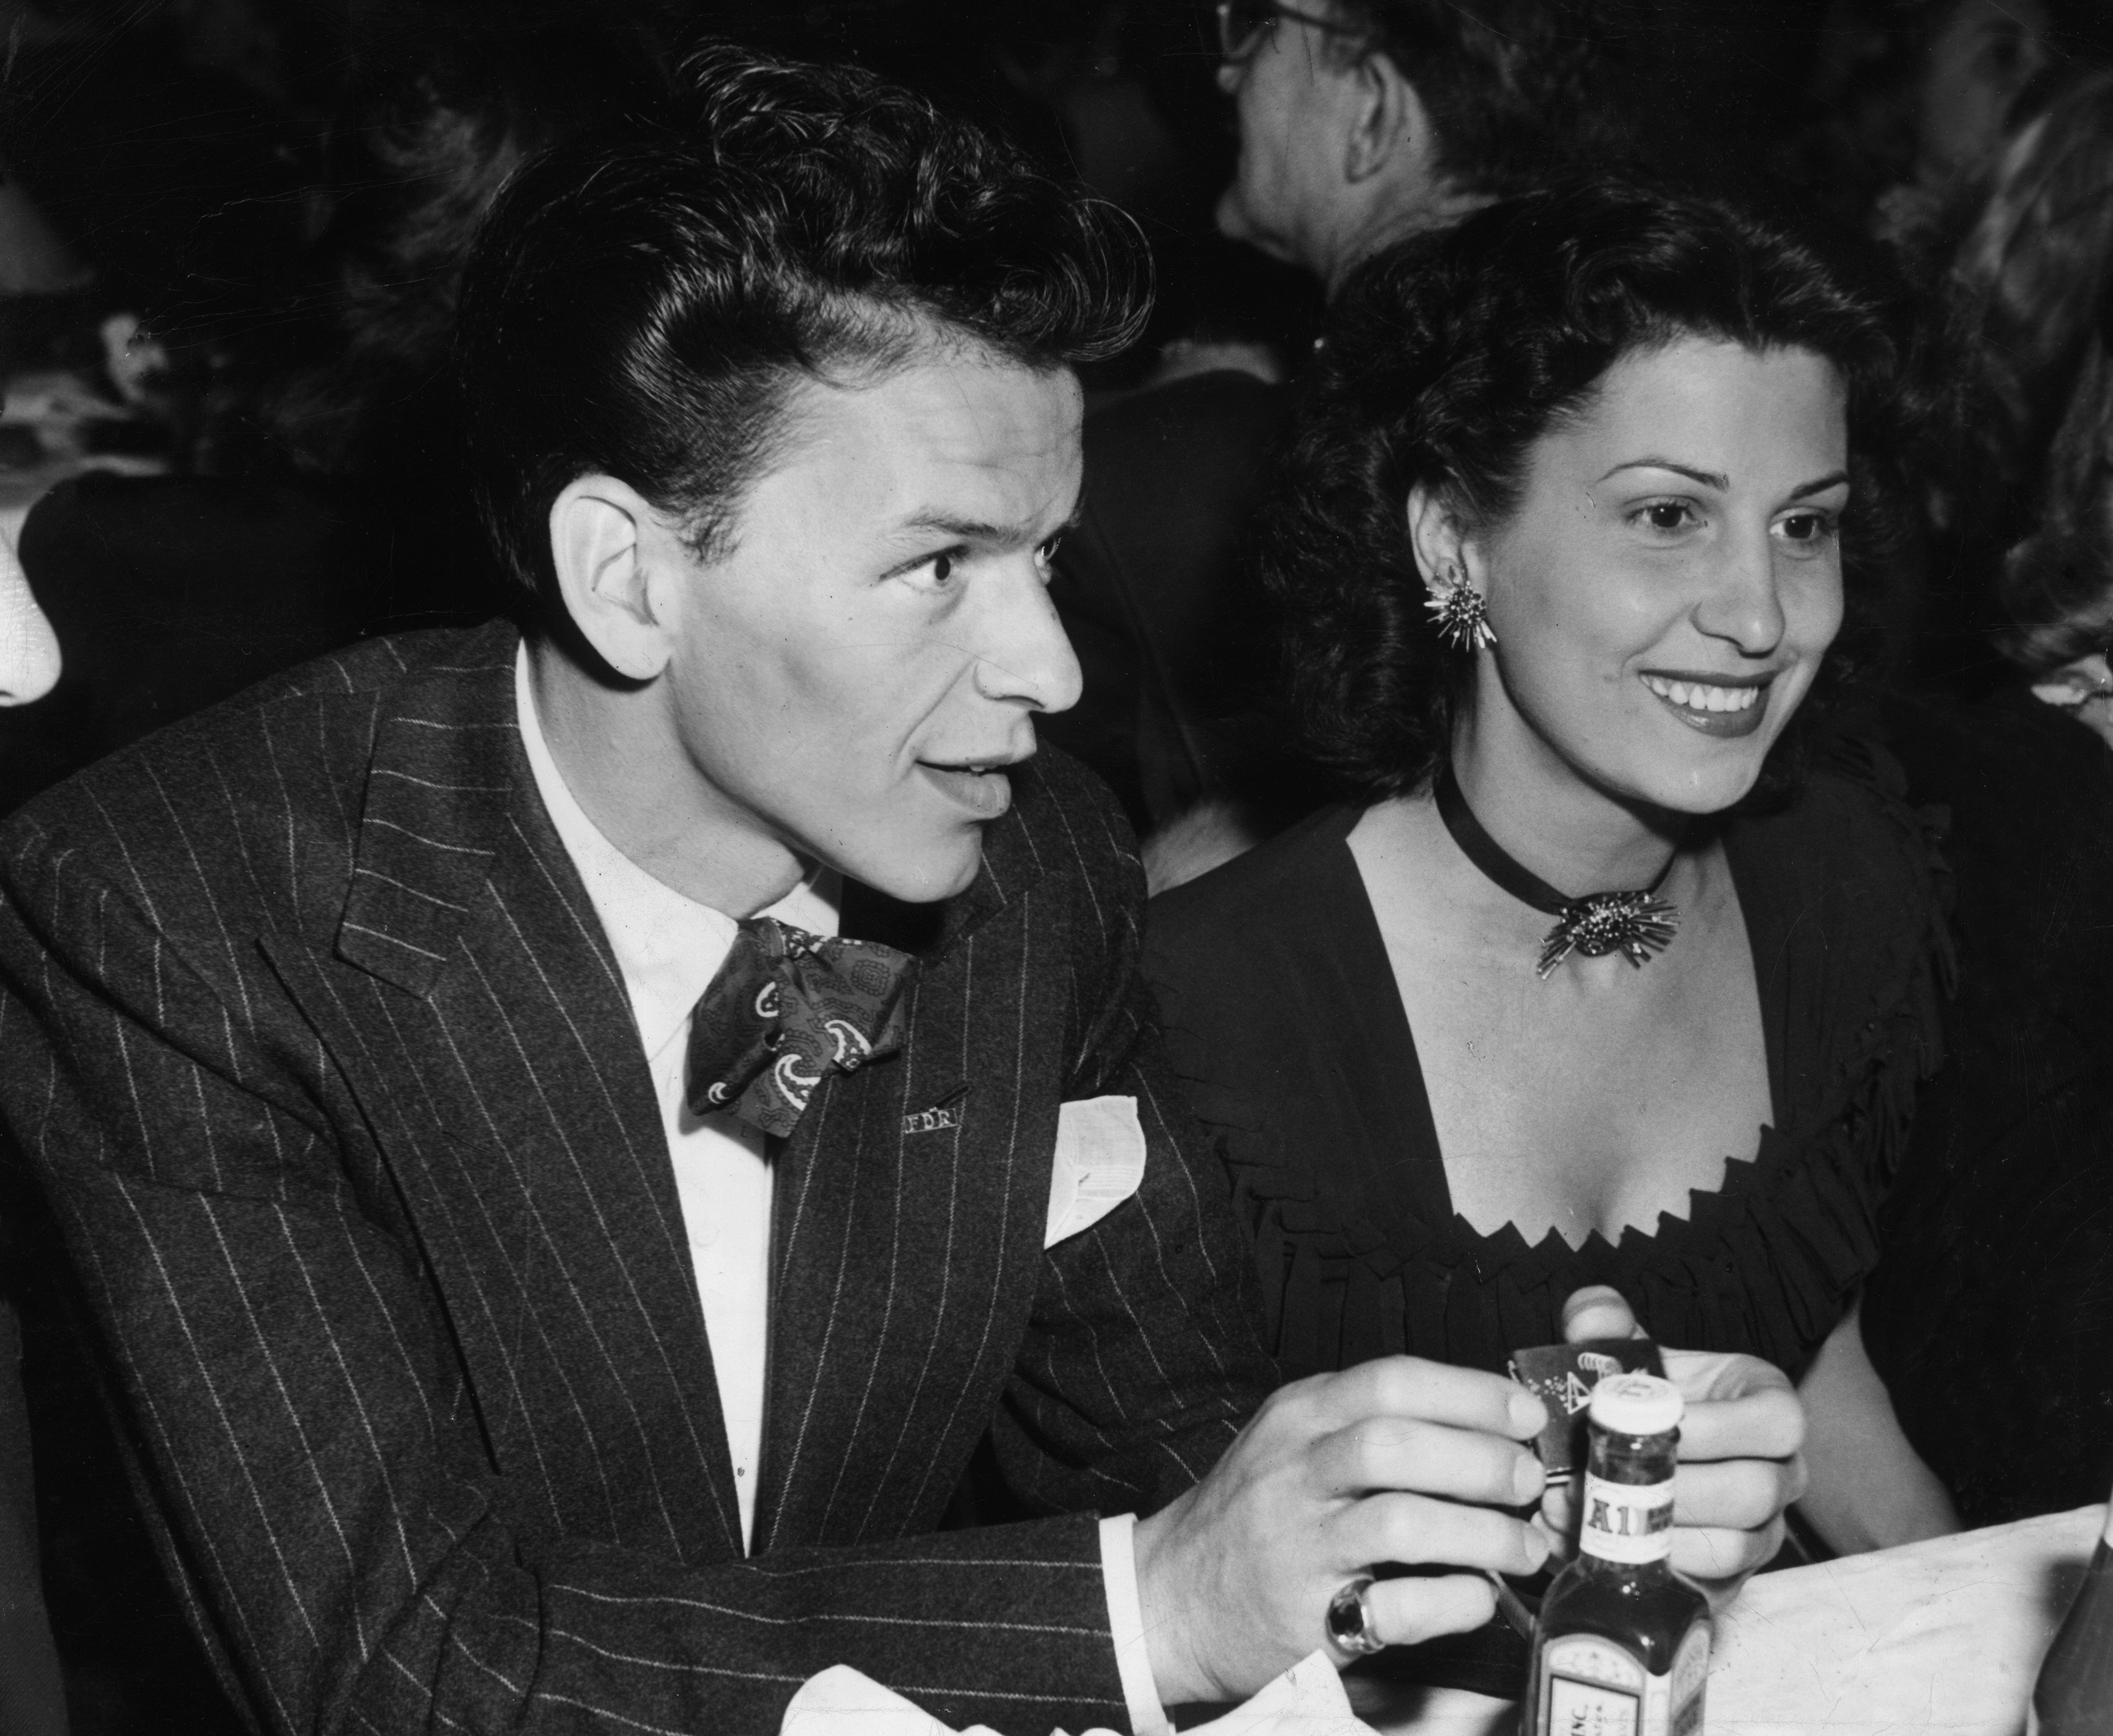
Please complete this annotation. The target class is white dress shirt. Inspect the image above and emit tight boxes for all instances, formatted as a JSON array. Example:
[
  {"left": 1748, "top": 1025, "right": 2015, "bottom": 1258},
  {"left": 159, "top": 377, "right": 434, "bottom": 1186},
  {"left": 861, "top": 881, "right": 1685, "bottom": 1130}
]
[{"left": 515, "top": 647, "right": 1167, "bottom": 1732}]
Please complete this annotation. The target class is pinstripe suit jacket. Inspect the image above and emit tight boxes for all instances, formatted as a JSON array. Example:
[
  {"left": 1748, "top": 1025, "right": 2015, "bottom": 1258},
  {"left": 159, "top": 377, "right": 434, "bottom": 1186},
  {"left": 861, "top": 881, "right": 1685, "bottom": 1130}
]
[{"left": 0, "top": 620, "right": 1274, "bottom": 1736}]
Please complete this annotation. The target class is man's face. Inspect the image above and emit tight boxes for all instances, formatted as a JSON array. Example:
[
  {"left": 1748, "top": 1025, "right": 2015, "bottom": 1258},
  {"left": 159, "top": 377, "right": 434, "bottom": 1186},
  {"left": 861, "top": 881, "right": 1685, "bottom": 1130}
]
[
  {"left": 1918, "top": 0, "right": 2051, "bottom": 186},
  {"left": 1215, "top": 6, "right": 1370, "bottom": 272},
  {"left": 1214, "top": 4, "right": 1456, "bottom": 283},
  {"left": 654, "top": 345, "right": 1085, "bottom": 905}
]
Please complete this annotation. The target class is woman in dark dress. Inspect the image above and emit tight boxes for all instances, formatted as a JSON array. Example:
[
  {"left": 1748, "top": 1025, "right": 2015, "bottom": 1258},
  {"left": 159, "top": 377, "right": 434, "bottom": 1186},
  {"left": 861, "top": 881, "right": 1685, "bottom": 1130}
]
[{"left": 1146, "top": 183, "right": 1960, "bottom": 1638}]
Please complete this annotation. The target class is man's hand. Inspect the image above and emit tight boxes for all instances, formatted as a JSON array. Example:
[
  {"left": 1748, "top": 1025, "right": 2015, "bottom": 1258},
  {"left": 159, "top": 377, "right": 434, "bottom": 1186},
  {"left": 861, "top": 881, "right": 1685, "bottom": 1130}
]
[
  {"left": 1130, "top": 1358, "right": 1551, "bottom": 1706},
  {"left": 1546, "top": 1287, "right": 1806, "bottom": 1600}
]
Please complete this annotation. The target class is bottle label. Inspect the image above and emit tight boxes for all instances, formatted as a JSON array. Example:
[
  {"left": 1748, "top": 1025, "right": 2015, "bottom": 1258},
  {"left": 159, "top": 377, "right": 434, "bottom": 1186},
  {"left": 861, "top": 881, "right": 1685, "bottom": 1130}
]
[
  {"left": 1533, "top": 1627, "right": 1709, "bottom": 1736},
  {"left": 1580, "top": 1471, "right": 1675, "bottom": 1564},
  {"left": 1538, "top": 1634, "right": 1643, "bottom": 1735}
]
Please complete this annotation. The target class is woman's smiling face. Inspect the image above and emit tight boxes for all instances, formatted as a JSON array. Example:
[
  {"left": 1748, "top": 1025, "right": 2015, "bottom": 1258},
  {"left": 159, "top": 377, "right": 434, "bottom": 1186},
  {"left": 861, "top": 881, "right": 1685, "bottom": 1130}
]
[{"left": 1457, "top": 335, "right": 1851, "bottom": 816}]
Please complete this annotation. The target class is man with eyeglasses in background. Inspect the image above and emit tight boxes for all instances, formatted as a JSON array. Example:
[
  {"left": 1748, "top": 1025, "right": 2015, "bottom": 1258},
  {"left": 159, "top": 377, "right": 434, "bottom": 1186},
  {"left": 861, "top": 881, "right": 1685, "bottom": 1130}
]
[{"left": 1046, "top": 0, "right": 1660, "bottom": 889}]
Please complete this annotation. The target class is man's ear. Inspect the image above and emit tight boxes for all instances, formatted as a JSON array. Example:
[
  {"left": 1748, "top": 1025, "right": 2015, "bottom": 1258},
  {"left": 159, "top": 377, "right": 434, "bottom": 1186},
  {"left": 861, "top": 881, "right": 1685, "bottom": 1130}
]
[
  {"left": 1405, "top": 480, "right": 1475, "bottom": 592},
  {"left": 548, "top": 475, "right": 678, "bottom": 682},
  {"left": 1344, "top": 49, "right": 1428, "bottom": 186}
]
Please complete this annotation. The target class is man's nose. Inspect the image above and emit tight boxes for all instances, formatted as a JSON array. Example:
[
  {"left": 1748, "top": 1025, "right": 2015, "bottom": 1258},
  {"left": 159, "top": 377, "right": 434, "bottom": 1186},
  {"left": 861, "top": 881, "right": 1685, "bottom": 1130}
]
[
  {"left": 973, "top": 562, "right": 1084, "bottom": 716},
  {"left": 1692, "top": 526, "right": 1788, "bottom": 657},
  {"left": 1216, "top": 57, "right": 1244, "bottom": 96}
]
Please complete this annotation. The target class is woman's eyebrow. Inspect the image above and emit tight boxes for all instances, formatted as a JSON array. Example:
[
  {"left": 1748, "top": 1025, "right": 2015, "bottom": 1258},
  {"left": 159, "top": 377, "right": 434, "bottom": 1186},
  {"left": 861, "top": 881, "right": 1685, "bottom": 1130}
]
[
  {"left": 1592, "top": 461, "right": 1852, "bottom": 500},
  {"left": 1595, "top": 458, "right": 1729, "bottom": 489}
]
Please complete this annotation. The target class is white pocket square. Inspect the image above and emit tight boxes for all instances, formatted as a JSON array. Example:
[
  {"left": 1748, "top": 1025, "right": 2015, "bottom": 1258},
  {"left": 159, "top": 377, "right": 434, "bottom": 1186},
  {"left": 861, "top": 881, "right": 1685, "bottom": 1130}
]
[{"left": 1045, "top": 1094, "right": 1147, "bottom": 1248}]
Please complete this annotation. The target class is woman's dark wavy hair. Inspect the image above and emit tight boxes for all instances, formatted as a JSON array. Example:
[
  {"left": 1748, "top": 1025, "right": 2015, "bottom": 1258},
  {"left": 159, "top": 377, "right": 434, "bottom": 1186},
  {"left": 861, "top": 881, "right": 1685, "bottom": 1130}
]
[
  {"left": 456, "top": 41, "right": 1149, "bottom": 612},
  {"left": 1259, "top": 179, "right": 1924, "bottom": 803}
]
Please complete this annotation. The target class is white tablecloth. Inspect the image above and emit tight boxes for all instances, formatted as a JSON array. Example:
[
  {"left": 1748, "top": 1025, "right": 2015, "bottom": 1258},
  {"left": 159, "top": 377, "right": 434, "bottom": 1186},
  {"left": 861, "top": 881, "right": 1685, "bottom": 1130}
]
[
  {"left": 1350, "top": 1508, "right": 2100, "bottom": 1735},
  {"left": 1706, "top": 1505, "right": 2098, "bottom": 1735},
  {"left": 778, "top": 1510, "right": 2100, "bottom": 1736}
]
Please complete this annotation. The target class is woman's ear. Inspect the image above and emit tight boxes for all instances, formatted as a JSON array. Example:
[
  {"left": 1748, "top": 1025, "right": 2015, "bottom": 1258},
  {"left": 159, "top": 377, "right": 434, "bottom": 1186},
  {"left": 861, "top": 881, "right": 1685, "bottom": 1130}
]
[
  {"left": 548, "top": 475, "right": 678, "bottom": 682},
  {"left": 1405, "top": 482, "right": 1474, "bottom": 592}
]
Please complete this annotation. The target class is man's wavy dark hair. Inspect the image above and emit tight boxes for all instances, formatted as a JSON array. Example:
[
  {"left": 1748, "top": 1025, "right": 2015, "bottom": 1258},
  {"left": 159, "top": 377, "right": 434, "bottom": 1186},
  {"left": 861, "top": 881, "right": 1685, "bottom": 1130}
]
[
  {"left": 456, "top": 41, "right": 1149, "bottom": 610},
  {"left": 1258, "top": 179, "right": 1928, "bottom": 803}
]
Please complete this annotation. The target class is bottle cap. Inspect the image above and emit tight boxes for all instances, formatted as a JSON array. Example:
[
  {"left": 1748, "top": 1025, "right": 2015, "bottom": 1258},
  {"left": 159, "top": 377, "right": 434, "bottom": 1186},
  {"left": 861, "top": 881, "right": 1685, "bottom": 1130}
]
[{"left": 1588, "top": 1372, "right": 1683, "bottom": 1436}]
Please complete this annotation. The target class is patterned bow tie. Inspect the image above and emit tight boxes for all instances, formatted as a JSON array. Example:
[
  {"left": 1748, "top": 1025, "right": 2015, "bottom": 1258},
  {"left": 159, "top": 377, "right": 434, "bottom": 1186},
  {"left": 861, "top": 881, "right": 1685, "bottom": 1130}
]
[{"left": 685, "top": 917, "right": 915, "bottom": 1139}]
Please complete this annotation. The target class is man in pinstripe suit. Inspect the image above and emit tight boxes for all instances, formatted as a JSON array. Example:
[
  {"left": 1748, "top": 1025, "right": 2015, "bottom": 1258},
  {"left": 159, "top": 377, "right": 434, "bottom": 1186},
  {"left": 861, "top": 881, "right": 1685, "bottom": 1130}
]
[{"left": 0, "top": 46, "right": 1554, "bottom": 1736}]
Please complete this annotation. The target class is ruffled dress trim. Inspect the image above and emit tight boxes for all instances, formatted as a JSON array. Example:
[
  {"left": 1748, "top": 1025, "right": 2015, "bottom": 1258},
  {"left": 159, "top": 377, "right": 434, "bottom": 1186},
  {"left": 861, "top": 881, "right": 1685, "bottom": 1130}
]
[{"left": 1151, "top": 743, "right": 1951, "bottom": 1385}]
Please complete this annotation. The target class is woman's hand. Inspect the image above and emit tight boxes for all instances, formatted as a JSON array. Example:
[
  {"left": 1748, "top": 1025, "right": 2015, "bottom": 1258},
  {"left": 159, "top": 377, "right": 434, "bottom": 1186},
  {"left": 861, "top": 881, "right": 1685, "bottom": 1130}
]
[{"left": 1543, "top": 1286, "right": 1806, "bottom": 1604}]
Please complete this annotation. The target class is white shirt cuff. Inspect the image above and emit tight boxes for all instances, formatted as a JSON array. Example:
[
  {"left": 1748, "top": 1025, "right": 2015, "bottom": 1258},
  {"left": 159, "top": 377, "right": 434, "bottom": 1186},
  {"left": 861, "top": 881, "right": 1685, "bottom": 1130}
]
[{"left": 1099, "top": 1512, "right": 1172, "bottom": 1736}]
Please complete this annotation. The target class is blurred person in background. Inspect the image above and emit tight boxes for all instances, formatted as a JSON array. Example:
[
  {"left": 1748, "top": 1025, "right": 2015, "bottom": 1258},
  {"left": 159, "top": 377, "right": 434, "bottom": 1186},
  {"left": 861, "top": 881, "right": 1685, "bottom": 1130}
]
[
  {"left": 2, "top": 10, "right": 683, "bottom": 825},
  {"left": 1780, "top": 0, "right": 2113, "bottom": 240},
  {"left": 1212, "top": 0, "right": 1643, "bottom": 291},
  {"left": 1910, "top": 0, "right": 2113, "bottom": 195},
  {"left": 0, "top": 183, "right": 65, "bottom": 1736},
  {"left": 0, "top": 165, "right": 74, "bottom": 718},
  {"left": 1944, "top": 66, "right": 2113, "bottom": 737},
  {"left": 1045, "top": 0, "right": 1673, "bottom": 889},
  {"left": 0, "top": 522, "right": 61, "bottom": 713},
  {"left": 1858, "top": 64, "right": 2113, "bottom": 1534}
]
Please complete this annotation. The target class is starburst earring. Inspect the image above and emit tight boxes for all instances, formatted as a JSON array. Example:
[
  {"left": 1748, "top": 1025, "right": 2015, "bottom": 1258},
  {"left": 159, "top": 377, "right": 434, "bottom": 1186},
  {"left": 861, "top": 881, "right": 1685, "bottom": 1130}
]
[{"left": 1425, "top": 564, "right": 1495, "bottom": 652}]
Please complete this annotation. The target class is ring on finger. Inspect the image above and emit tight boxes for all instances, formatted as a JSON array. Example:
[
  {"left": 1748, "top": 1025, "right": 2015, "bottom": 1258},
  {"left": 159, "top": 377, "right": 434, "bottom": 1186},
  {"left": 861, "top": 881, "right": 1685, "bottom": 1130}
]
[{"left": 1325, "top": 1576, "right": 1387, "bottom": 1658}]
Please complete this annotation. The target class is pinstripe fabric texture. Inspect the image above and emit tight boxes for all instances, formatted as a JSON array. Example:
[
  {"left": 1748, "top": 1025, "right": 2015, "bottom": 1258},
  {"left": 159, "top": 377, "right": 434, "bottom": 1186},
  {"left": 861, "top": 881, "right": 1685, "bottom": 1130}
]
[{"left": 0, "top": 620, "right": 1274, "bottom": 1736}]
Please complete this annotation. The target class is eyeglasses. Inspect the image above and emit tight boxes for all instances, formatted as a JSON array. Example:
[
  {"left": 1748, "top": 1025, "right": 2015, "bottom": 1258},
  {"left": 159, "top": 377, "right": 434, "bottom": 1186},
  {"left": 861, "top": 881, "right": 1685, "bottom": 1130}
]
[{"left": 1214, "top": 0, "right": 1363, "bottom": 64}]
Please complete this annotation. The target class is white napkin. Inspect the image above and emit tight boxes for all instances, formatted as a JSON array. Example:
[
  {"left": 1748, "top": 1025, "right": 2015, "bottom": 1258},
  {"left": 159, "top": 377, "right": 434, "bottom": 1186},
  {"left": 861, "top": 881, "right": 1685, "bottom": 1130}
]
[
  {"left": 1045, "top": 1095, "right": 1149, "bottom": 1248},
  {"left": 781, "top": 1649, "right": 1378, "bottom": 1736}
]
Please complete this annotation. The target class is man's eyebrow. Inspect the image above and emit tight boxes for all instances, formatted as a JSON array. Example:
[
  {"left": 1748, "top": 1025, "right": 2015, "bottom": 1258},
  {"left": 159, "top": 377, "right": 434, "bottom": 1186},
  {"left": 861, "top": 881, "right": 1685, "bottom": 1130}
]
[{"left": 894, "top": 504, "right": 1083, "bottom": 545}]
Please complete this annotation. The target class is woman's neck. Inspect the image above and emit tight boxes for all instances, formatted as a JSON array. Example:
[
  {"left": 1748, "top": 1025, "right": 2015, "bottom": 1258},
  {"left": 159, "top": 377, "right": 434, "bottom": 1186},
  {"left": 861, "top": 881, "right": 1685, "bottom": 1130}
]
[{"left": 1447, "top": 710, "right": 1686, "bottom": 897}]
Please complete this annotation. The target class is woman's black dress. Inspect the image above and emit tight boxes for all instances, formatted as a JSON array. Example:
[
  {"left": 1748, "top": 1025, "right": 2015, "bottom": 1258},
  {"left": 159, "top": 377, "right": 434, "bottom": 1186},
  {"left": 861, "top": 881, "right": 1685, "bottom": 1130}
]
[{"left": 1144, "top": 756, "right": 1951, "bottom": 1695}]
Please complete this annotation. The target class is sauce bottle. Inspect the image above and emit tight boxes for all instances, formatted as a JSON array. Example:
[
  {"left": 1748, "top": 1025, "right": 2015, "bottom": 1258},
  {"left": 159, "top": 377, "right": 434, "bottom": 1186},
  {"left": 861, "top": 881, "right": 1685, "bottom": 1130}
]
[{"left": 1525, "top": 1372, "right": 1709, "bottom": 1736}]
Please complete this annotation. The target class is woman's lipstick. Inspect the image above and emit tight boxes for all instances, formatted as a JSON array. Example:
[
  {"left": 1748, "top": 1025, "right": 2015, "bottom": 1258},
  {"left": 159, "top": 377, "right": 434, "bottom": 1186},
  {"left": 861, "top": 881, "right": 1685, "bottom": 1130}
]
[{"left": 1638, "top": 671, "right": 1774, "bottom": 739}]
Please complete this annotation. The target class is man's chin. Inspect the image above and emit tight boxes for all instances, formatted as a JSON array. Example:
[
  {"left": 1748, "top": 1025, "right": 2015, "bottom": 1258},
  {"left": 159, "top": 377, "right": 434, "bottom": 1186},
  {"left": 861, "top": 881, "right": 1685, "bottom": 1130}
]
[
  {"left": 841, "top": 834, "right": 986, "bottom": 907},
  {"left": 1214, "top": 186, "right": 1263, "bottom": 248},
  {"left": 1214, "top": 186, "right": 1295, "bottom": 265}
]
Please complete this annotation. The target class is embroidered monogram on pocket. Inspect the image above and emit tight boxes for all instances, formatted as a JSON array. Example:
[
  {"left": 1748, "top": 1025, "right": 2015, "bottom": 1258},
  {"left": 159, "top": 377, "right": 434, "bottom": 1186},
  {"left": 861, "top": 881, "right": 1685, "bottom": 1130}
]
[
  {"left": 901, "top": 1084, "right": 967, "bottom": 1137},
  {"left": 901, "top": 1105, "right": 961, "bottom": 1135}
]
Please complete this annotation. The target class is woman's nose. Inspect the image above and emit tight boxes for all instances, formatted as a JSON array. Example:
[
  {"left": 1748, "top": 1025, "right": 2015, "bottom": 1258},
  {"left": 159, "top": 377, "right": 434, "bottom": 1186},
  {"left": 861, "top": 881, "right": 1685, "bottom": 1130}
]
[
  {"left": 0, "top": 533, "right": 62, "bottom": 708},
  {"left": 1694, "top": 530, "right": 1788, "bottom": 656}
]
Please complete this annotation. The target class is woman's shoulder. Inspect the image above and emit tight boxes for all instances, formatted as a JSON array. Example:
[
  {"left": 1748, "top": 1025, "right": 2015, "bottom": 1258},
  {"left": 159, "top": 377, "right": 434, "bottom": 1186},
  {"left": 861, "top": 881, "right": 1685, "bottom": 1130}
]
[
  {"left": 1731, "top": 735, "right": 1953, "bottom": 1142},
  {"left": 1146, "top": 801, "right": 1363, "bottom": 963},
  {"left": 1142, "top": 802, "right": 1389, "bottom": 1147},
  {"left": 1729, "top": 737, "right": 1949, "bottom": 946}
]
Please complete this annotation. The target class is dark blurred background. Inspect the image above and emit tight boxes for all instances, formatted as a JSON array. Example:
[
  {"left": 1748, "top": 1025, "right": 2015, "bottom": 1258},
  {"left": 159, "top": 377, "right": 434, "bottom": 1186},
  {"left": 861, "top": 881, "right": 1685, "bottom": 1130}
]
[
  {"left": 8, "top": 0, "right": 2113, "bottom": 815},
  {"left": 6, "top": 0, "right": 2113, "bottom": 824}
]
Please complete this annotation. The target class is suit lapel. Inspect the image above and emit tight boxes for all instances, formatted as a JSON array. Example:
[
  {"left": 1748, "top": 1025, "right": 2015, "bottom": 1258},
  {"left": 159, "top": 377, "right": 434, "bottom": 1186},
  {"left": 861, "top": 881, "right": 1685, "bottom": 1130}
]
[
  {"left": 754, "top": 806, "right": 1065, "bottom": 1551},
  {"left": 263, "top": 623, "right": 745, "bottom": 1560}
]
